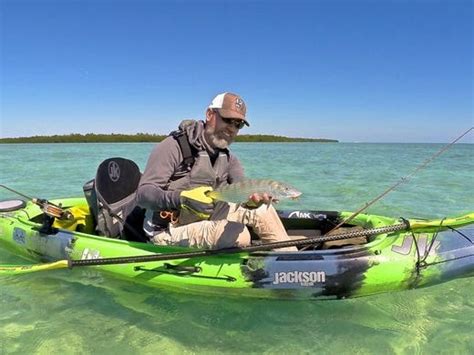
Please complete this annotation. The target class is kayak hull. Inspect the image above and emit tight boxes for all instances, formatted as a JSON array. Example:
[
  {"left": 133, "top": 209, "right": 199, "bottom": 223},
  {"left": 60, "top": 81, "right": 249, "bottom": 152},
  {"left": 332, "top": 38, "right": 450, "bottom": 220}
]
[{"left": 1, "top": 197, "right": 473, "bottom": 299}]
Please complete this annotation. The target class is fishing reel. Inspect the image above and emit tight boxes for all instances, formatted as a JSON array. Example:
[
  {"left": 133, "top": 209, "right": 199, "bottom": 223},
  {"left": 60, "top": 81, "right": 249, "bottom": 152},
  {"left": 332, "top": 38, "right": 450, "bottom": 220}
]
[
  {"left": 32, "top": 198, "right": 74, "bottom": 234},
  {"left": 32, "top": 198, "right": 73, "bottom": 221}
]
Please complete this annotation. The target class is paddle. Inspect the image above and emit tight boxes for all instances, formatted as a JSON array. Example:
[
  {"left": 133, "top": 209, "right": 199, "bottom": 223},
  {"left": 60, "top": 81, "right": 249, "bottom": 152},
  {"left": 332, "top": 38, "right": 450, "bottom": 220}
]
[{"left": 0, "top": 222, "right": 410, "bottom": 275}]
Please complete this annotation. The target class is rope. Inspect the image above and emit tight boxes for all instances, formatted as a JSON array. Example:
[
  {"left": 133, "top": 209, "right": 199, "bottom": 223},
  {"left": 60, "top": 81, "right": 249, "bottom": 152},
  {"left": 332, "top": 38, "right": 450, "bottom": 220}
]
[
  {"left": 414, "top": 220, "right": 473, "bottom": 271},
  {"left": 448, "top": 226, "right": 473, "bottom": 244}
]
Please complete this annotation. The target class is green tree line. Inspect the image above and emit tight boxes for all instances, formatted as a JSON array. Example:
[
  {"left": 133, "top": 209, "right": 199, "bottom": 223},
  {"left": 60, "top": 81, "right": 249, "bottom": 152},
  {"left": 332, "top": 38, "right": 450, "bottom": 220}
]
[{"left": 0, "top": 133, "right": 338, "bottom": 143}]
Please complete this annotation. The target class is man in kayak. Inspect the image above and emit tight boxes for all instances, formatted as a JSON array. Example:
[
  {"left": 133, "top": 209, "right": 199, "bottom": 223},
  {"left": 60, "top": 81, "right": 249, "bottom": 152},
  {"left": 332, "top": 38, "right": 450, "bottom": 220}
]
[{"left": 136, "top": 92, "right": 297, "bottom": 251}]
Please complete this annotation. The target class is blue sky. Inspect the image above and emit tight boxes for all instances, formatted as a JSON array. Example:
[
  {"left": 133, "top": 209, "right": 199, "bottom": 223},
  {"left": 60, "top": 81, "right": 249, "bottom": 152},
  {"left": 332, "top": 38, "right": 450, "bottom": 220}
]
[{"left": 1, "top": 0, "right": 472, "bottom": 142}]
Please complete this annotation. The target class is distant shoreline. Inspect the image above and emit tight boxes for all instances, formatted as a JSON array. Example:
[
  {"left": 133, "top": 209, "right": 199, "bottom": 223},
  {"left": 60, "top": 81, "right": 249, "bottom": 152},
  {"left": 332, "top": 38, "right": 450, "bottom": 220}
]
[{"left": 0, "top": 133, "right": 338, "bottom": 144}]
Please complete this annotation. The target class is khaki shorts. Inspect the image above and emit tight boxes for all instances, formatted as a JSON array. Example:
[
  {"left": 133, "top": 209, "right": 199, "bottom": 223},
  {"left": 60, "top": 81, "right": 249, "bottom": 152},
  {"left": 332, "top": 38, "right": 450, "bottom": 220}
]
[
  {"left": 151, "top": 202, "right": 251, "bottom": 249},
  {"left": 151, "top": 202, "right": 297, "bottom": 251}
]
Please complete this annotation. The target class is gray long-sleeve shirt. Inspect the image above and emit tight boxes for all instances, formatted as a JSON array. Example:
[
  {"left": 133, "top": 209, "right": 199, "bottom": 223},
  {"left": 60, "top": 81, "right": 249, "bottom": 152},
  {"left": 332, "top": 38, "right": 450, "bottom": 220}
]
[{"left": 136, "top": 121, "right": 244, "bottom": 212}]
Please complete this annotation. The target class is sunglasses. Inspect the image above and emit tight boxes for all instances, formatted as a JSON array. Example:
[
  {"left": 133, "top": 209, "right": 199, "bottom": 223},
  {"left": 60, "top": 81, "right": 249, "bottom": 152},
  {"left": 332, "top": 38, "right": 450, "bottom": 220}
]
[{"left": 220, "top": 116, "right": 246, "bottom": 129}]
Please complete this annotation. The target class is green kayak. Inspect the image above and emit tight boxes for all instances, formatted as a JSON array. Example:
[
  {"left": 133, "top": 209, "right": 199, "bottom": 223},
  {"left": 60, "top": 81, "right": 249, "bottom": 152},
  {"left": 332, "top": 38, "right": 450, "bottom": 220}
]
[{"left": 0, "top": 197, "right": 473, "bottom": 300}]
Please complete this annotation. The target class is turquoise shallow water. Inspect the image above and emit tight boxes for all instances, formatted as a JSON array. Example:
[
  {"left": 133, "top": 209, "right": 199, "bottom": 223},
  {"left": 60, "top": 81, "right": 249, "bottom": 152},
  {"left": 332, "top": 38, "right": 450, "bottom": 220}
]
[{"left": 1, "top": 142, "right": 473, "bottom": 354}]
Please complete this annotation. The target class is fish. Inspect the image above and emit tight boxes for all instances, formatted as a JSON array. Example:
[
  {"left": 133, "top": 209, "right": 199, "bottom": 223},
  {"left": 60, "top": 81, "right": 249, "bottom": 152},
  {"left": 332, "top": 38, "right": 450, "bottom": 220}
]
[{"left": 207, "top": 179, "right": 302, "bottom": 204}]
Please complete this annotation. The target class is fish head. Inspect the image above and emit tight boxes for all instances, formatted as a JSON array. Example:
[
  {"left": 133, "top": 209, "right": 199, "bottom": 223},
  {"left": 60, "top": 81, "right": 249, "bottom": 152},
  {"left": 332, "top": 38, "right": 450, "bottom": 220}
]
[{"left": 270, "top": 181, "right": 302, "bottom": 200}]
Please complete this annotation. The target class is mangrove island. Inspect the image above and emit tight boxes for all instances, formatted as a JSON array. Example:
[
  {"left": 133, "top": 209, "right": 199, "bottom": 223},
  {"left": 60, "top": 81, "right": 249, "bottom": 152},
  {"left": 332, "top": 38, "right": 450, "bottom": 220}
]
[{"left": 0, "top": 133, "right": 338, "bottom": 144}]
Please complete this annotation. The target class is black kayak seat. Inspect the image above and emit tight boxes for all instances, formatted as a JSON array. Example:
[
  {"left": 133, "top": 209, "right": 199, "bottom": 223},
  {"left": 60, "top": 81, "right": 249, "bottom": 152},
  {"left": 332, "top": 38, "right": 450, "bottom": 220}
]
[
  {"left": 83, "top": 157, "right": 147, "bottom": 242},
  {"left": 95, "top": 158, "right": 141, "bottom": 205}
]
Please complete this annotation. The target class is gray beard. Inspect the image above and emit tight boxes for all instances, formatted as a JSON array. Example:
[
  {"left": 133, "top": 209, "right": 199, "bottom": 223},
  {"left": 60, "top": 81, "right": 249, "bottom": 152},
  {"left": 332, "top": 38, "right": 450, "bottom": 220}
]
[{"left": 205, "top": 126, "right": 232, "bottom": 149}]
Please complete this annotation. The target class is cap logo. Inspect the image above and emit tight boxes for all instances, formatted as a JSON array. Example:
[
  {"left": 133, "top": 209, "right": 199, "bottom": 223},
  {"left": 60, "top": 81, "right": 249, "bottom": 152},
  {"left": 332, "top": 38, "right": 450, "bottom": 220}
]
[{"left": 234, "top": 98, "right": 244, "bottom": 111}]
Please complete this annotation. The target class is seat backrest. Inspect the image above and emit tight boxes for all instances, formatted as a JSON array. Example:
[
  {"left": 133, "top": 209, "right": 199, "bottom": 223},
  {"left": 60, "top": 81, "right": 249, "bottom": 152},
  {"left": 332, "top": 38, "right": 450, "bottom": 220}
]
[
  {"left": 95, "top": 158, "right": 141, "bottom": 205},
  {"left": 84, "top": 157, "right": 145, "bottom": 240}
]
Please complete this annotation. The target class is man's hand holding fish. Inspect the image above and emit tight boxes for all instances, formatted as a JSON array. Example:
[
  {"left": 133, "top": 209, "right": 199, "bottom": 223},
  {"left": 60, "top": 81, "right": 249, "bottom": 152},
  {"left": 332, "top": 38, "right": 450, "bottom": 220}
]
[{"left": 246, "top": 192, "right": 273, "bottom": 208}]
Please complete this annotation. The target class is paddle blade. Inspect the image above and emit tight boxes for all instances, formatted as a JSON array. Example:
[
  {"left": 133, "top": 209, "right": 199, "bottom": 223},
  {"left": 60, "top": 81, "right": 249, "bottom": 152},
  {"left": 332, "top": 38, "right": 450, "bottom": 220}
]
[{"left": 0, "top": 260, "right": 69, "bottom": 275}]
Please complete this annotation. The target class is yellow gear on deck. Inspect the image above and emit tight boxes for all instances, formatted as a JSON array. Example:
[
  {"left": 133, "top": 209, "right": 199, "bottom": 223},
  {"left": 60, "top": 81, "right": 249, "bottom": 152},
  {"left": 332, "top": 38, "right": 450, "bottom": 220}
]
[{"left": 52, "top": 206, "right": 94, "bottom": 233}]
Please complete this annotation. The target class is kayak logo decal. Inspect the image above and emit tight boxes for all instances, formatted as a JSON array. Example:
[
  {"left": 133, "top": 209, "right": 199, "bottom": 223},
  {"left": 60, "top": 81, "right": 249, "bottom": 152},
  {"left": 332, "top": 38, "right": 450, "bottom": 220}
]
[
  {"left": 108, "top": 161, "right": 121, "bottom": 182},
  {"left": 391, "top": 234, "right": 440, "bottom": 257},
  {"left": 272, "top": 271, "right": 326, "bottom": 286},
  {"left": 288, "top": 211, "right": 313, "bottom": 219},
  {"left": 81, "top": 248, "right": 100, "bottom": 260},
  {"left": 13, "top": 228, "right": 26, "bottom": 245},
  {"left": 288, "top": 211, "right": 327, "bottom": 220}
]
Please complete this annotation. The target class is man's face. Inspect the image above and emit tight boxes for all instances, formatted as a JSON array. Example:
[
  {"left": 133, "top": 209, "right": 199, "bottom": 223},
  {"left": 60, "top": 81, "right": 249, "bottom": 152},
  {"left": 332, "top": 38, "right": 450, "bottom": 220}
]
[{"left": 205, "top": 109, "right": 242, "bottom": 149}]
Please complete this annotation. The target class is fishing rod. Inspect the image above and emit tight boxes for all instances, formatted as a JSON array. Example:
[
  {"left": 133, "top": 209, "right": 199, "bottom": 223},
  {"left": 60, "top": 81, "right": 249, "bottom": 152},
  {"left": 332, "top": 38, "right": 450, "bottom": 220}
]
[
  {"left": 328, "top": 126, "right": 473, "bottom": 233},
  {"left": 70, "top": 222, "right": 409, "bottom": 267},
  {"left": 0, "top": 184, "right": 73, "bottom": 220},
  {"left": 0, "top": 184, "right": 35, "bottom": 201}
]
